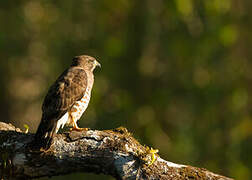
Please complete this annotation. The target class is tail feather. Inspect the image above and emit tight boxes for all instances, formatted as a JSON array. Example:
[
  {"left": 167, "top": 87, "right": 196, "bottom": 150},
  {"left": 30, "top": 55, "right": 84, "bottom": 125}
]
[{"left": 32, "top": 117, "right": 57, "bottom": 150}]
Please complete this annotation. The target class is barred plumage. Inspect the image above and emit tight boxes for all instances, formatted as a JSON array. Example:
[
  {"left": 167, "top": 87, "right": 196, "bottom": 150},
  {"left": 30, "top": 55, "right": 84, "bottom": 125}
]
[{"left": 33, "top": 55, "right": 100, "bottom": 150}]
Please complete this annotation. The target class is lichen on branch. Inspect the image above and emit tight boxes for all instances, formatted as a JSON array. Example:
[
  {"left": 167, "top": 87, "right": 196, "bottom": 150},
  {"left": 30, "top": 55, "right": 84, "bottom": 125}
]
[{"left": 0, "top": 122, "right": 233, "bottom": 180}]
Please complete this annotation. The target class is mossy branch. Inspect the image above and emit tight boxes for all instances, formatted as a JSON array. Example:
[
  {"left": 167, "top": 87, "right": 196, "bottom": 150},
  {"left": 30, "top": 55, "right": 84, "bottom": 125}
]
[{"left": 0, "top": 122, "right": 233, "bottom": 180}]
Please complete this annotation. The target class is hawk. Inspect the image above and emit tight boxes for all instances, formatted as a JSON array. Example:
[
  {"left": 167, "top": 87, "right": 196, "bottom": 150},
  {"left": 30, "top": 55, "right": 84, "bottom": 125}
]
[{"left": 34, "top": 55, "right": 101, "bottom": 149}]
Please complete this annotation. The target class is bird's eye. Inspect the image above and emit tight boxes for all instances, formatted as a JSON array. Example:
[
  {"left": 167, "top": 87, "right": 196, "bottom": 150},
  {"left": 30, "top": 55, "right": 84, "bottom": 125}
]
[{"left": 88, "top": 59, "right": 95, "bottom": 64}]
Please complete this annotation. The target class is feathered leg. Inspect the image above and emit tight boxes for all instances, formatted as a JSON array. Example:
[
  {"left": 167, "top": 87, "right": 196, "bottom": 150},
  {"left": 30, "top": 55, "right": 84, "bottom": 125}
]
[{"left": 69, "top": 113, "right": 88, "bottom": 131}]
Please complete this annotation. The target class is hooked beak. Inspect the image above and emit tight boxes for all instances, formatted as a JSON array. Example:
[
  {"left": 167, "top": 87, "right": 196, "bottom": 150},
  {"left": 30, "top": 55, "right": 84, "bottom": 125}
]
[{"left": 95, "top": 60, "right": 101, "bottom": 68}]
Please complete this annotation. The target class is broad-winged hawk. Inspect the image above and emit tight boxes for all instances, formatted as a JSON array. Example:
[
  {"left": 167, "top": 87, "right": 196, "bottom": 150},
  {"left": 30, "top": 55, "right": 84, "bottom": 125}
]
[{"left": 34, "top": 55, "right": 101, "bottom": 149}]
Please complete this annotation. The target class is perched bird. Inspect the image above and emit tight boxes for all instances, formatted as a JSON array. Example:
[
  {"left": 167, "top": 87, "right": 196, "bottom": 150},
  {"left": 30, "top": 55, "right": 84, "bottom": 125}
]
[{"left": 34, "top": 55, "right": 101, "bottom": 149}]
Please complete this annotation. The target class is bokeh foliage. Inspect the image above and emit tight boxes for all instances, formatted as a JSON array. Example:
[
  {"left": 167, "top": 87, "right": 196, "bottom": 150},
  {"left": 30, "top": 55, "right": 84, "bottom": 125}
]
[{"left": 0, "top": 0, "right": 251, "bottom": 179}]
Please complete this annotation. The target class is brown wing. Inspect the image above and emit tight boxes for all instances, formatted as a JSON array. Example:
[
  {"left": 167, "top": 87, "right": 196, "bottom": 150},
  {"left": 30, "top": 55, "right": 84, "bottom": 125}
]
[
  {"left": 42, "top": 67, "right": 87, "bottom": 120},
  {"left": 33, "top": 67, "right": 87, "bottom": 149}
]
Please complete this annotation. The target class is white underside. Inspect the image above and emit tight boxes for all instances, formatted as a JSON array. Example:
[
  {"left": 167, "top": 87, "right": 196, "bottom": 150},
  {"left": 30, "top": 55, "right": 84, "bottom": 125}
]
[
  {"left": 56, "top": 112, "right": 69, "bottom": 133},
  {"left": 55, "top": 86, "right": 92, "bottom": 133}
]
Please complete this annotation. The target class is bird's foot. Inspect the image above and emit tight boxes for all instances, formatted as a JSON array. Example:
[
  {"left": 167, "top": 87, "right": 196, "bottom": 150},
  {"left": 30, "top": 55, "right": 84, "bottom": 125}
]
[{"left": 70, "top": 127, "right": 89, "bottom": 131}]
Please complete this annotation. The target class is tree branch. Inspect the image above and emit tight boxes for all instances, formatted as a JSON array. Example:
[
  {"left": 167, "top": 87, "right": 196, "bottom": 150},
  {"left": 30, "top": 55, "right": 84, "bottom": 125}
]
[{"left": 0, "top": 122, "right": 233, "bottom": 180}]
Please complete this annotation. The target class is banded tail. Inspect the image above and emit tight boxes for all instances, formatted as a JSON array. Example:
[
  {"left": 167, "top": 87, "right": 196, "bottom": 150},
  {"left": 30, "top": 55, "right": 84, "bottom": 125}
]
[{"left": 32, "top": 116, "right": 57, "bottom": 150}]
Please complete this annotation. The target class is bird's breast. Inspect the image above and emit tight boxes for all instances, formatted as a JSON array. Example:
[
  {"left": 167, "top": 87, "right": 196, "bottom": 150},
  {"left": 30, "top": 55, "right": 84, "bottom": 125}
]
[{"left": 70, "top": 85, "right": 92, "bottom": 121}]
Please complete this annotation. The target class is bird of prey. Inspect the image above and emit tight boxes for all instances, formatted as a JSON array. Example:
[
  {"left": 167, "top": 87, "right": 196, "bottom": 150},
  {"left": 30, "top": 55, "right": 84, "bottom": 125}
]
[{"left": 34, "top": 55, "right": 101, "bottom": 149}]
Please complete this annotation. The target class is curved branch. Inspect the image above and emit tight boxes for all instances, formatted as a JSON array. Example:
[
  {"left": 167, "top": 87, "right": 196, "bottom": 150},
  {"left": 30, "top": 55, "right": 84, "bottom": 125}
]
[{"left": 0, "top": 122, "right": 233, "bottom": 180}]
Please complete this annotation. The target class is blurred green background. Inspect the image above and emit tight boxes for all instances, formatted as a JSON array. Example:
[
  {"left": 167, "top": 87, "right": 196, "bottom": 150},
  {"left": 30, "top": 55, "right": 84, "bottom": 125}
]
[{"left": 0, "top": 0, "right": 251, "bottom": 179}]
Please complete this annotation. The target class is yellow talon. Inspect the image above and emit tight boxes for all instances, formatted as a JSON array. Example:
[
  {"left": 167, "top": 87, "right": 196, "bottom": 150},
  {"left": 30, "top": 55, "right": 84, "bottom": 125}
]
[{"left": 70, "top": 121, "right": 89, "bottom": 131}]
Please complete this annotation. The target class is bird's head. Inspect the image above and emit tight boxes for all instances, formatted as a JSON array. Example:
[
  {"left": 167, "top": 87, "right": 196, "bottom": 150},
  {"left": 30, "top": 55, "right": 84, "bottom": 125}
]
[{"left": 72, "top": 55, "right": 101, "bottom": 72}]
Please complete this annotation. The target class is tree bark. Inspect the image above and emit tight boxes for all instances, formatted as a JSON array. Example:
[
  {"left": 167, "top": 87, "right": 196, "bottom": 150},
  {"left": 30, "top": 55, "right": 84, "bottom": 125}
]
[{"left": 0, "top": 122, "right": 233, "bottom": 180}]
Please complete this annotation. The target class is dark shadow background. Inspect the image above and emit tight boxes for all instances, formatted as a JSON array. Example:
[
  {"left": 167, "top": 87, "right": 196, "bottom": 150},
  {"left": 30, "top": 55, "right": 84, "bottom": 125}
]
[{"left": 0, "top": 0, "right": 251, "bottom": 179}]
